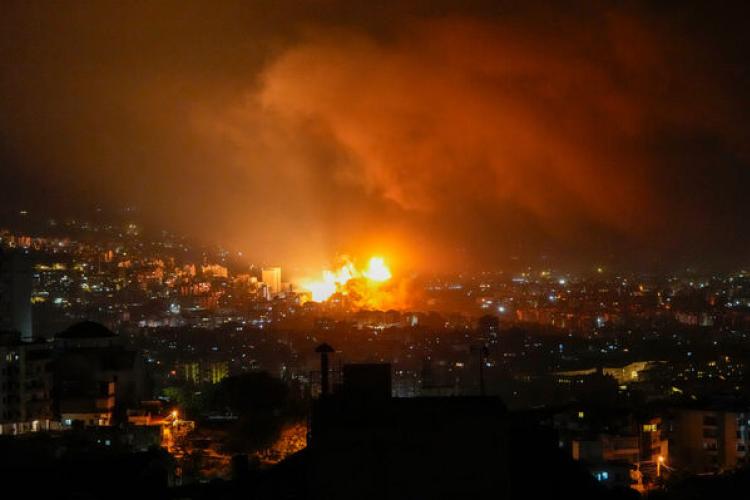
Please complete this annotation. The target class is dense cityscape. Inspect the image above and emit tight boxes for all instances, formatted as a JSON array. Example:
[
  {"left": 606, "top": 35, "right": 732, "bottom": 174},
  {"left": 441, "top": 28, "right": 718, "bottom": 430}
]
[
  {"left": 2, "top": 211, "right": 750, "bottom": 497},
  {"left": 3, "top": 1, "right": 750, "bottom": 499}
]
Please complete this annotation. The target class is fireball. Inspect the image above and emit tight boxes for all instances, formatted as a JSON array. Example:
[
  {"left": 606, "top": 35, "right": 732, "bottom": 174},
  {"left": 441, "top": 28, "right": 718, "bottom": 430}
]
[
  {"left": 304, "top": 276, "right": 337, "bottom": 302},
  {"left": 363, "top": 256, "right": 392, "bottom": 282},
  {"left": 299, "top": 256, "right": 392, "bottom": 303}
]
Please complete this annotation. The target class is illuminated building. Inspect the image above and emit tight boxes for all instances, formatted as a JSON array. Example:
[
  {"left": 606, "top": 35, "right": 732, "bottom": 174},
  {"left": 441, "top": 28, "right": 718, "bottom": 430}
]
[
  {"left": 206, "top": 360, "right": 229, "bottom": 384},
  {"left": 262, "top": 267, "right": 282, "bottom": 297},
  {"left": 179, "top": 362, "right": 201, "bottom": 385},
  {"left": 572, "top": 434, "right": 641, "bottom": 464},
  {"left": 553, "top": 361, "right": 666, "bottom": 386},
  {"left": 641, "top": 417, "right": 669, "bottom": 465},
  {"left": 0, "top": 331, "right": 54, "bottom": 434},
  {"left": 201, "top": 264, "right": 228, "bottom": 279},
  {"left": 667, "top": 408, "right": 749, "bottom": 473},
  {"left": 177, "top": 360, "right": 229, "bottom": 384}
]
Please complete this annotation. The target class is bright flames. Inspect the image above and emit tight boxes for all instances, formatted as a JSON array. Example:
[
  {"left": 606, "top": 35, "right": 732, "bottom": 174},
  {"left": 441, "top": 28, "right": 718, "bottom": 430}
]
[
  {"left": 362, "top": 257, "right": 392, "bottom": 282},
  {"left": 300, "top": 256, "right": 393, "bottom": 303}
]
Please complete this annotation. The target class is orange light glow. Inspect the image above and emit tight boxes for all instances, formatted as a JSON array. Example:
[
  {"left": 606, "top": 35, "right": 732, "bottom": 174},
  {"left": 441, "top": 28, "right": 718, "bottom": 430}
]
[
  {"left": 299, "top": 256, "right": 392, "bottom": 303},
  {"left": 363, "top": 256, "right": 392, "bottom": 282}
]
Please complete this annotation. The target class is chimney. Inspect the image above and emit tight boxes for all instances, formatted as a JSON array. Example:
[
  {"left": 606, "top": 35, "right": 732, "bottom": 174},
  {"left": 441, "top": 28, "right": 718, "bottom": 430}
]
[{"left": 315, "top": 343, "right": 335, "bottom": 397}]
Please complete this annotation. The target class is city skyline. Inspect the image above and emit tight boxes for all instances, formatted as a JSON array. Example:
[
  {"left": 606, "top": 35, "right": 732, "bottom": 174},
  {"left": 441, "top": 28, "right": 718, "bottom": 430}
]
[{"left": 2, "top": 2, "right": 750, "bottom": 498}]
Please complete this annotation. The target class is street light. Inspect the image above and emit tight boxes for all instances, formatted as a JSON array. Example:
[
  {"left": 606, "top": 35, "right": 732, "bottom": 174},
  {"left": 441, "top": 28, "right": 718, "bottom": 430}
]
[{"left": 657, "top": 455, "right": 665, "bottom": 477}]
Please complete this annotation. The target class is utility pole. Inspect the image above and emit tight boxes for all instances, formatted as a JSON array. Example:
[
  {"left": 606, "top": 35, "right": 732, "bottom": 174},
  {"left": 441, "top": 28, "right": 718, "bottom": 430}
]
[{"left": 472, "top": 344, "right": 490, "bottom": 396}]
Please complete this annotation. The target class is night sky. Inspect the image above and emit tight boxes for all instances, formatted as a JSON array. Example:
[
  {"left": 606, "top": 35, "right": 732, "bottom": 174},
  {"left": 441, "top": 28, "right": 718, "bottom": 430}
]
[{"left": 1, "top": 1, "right": 749, "bottom": 272}]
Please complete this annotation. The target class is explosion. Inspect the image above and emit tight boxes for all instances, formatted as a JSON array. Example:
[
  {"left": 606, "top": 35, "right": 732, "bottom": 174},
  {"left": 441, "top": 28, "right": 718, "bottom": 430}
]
[
  {"left": 299, "top": 256, "right": 393, "bottom": 305},
  {"left": 362, "top": 257, "right": 392, "bottom": 282}
]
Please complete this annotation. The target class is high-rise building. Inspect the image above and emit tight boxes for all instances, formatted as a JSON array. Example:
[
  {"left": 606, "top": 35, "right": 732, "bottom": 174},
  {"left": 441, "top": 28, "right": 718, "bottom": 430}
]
[
  {"left": 0, "top": 250, "right": 33, "bottom": 341},
  {"left": 0, "top": 331, "right": 53, "bottom": 433},
  {"left": 262, "top": 267, "right": 282, "bottom": 297}
]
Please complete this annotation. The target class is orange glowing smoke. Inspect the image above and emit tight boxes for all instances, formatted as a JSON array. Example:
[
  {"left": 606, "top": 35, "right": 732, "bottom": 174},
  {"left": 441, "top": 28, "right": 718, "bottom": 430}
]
[{"left": 299, "top": 256, "right": 393, "bottom": 304}]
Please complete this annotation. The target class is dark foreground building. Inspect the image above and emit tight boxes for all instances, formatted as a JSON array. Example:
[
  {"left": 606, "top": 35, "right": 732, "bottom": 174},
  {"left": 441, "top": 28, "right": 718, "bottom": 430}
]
[
  {"left": 305, "top": 363, "right": 510, "bottom": 499},
  {"left": 245, "top": 356, "right": 626, "bottom": 500},
  {"left": 53, "top": 321, "right": 148, "bottom": 427}
]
